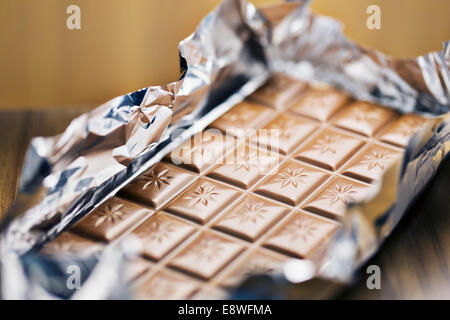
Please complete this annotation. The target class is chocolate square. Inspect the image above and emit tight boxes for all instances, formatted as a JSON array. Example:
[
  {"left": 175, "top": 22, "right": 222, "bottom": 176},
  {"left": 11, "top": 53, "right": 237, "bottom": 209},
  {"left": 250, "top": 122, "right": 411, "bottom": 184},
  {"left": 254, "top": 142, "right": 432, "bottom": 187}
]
[
  {"left": 295, "top": 128, "right": 365, "bottom": 171},
  {"left": 207, "top": 143, "right": 281, "bottom": 189},
  {"left": 289, "top": 88, "right": 349, "bottom": 121},
  {"left": 303, "top": 176, "right": 372, "bottom": 220},
  {"left": 255, "top": 160, "right": 329, "bottom": 206},
  {"left": 264, "top": 211, "right": 339, "bottom": 258},
  {"left": 134, "top": 269, "right": 199, "bottom": 299},
  {"left": 342, "top": 142, "right": 403, "bottom": 183},
  {"left": 379, "top": 113, "right": 427, "bottom": 148},
  {"left": 333, "top": 101, "right": 398, "bottom": 137},
  {"left": 72, "top": 198, "right": 151, "bottom": 241},
  {"left": 133, "top": 212, "right": 196, "bottom": 261},
  {"left": 120, "top": 163, "right": 196, "bottom": 208},
  {"left": 255, "top": 113, "right": 317, "bottom": 155},
  {"left": 165, "top": 178, "right": 241, "bottom": 224},
  {"left": 214, "top": 194, "right": 289, "bottom": 241},
  {"left": 169, "top": 232, "right": 244, "bottom": 280},
  {"left": 249, "top": 74, "right": 307, "bottom": 110}
]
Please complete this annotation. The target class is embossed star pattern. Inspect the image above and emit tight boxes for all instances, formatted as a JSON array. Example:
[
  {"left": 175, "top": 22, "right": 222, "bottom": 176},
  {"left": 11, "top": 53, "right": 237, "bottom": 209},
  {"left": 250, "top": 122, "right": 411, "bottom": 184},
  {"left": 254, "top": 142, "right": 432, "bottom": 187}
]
[
  {"left": 349, "top": 107, "right": 381, "bottom": 122},
  {"left": 324, "top": 184, "right": 357, "bottom": 205},
  {"left": 225, "top": 200, "right": 267, "bottom": 224},
  {"left": 221, "top": 107, "right": 254, "bottom": 123},
  {"left": 136, "top": 168, "right": 173, "bottom": 190},
  {"left": 184, "top": 183, "right": 219, "bottom": 207},
  {"left": 94, "top": 203, "right": 124, "bottom": 227},
  {"left": 279, "top": 218, "right": 319, "bottom": 242},
  {"left": 395, "top": 119, "right": 421, "bottom": 137},
  {"left": 312, "top": 135, "right": 340, "bottom": 154},
  {"left": 233, "top": 152, "right": 259, "bottom": 172},
  {"left": 275, "top": 168, "right": 308, "bottom": 188},
  {"left": 188, "top": 237, "right": 224, "bottom": 262},
  {"left": 361, "top": 150, "right": 390, "bottom": 170},
  {"left": 137, "top": 219, "right": 176, "bottom": 243}
]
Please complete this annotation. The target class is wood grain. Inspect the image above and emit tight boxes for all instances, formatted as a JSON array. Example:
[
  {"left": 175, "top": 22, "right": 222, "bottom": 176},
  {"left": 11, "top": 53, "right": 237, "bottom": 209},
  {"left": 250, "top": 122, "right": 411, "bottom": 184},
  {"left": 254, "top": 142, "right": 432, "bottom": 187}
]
[
  {"left": 0, "top": 109, "right": 449, "bottom": 299},
  {"left": 0, "top": 109, "right": 87, "bottom": 215},
  {"left": 341, "top": 157, "right": 450, "bottom": 299}
]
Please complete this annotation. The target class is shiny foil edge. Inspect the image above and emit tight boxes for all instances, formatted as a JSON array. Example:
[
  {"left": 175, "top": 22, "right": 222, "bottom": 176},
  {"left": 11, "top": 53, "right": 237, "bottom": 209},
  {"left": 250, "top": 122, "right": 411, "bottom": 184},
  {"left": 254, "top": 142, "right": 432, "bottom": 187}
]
[{"left": 1, "top": 0, "right": 270, "bottom": 299}]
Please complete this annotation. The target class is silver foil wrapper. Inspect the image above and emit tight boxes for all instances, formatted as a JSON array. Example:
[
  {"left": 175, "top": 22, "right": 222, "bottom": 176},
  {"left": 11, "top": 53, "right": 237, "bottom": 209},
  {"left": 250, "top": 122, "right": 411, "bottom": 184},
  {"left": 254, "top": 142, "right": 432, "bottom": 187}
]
[{"left": 1, "top": 0, "right": 449, "bottom": 299}]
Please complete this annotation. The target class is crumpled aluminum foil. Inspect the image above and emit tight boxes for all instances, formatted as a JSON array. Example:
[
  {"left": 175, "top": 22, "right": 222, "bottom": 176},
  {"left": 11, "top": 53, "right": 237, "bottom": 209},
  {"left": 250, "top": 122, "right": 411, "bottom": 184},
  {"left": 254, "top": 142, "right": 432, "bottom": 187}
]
[{"left": 1, "top": 0, "right": 449, "bottom": 299}]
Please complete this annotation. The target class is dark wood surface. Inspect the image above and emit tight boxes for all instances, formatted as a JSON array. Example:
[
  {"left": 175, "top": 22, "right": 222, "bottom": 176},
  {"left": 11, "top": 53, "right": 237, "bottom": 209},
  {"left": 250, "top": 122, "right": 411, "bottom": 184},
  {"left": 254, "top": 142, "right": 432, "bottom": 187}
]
[{"left": 0, "top": 109, "right": 449, "bottom": 299}]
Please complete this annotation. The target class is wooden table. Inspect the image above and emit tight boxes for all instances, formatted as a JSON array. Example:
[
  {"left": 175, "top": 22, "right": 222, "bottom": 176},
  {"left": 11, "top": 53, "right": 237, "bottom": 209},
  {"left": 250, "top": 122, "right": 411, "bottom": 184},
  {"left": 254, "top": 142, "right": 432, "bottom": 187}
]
[{"left": 1, "top": 109, "right": 449, "bottom": 299}]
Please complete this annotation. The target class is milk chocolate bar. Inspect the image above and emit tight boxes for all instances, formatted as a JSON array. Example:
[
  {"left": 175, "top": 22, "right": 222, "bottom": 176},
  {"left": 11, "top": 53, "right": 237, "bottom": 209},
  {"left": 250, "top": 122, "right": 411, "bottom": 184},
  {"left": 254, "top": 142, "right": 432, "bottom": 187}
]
[{"left": 41, "top": 74, "right": 425, "bottom": 299}]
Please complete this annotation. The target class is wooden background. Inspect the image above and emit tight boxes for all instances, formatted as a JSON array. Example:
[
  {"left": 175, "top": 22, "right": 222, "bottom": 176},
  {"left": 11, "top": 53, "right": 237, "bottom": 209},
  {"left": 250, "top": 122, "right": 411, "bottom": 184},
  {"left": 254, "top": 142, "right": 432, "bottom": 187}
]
[
  {"left": 1, "top": 0, "right": 450, "bottom": 109},
  {"left": 1, "top": 0, "right": 450, "bottom": 299},
  {"left": 0, "top": 109, "right": 449, "bottom": 299}
]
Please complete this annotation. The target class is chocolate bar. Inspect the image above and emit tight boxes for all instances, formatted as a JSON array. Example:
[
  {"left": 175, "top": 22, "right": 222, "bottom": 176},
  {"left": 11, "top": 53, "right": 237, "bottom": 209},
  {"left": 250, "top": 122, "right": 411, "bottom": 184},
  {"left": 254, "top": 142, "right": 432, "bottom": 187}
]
[{"left": 41, "top": 74, "right": 425, "bottom": 299}]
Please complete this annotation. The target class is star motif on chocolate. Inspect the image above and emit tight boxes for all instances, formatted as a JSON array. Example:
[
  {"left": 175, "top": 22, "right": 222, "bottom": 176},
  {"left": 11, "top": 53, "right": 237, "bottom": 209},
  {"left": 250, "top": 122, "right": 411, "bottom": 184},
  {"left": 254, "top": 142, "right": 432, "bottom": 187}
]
[
  {"left": 221, "top": 107, "right": 254, "bottom": 123},
  {"left": 233, "top": 152, "right": 259, "bottom": 172},
  {"left": 137, "top": 219, "right": 176, "bottom": 243},
  {"left": 312, "top": 135, "right": 341, "bottom": 154},
  {"left": 184, "top": 182, "right": 219, "bottom": 207},
  {"left": 277, "top": 129, "right": 291, "bottom": 140},
  {"left": 144, "top": 277, "right": 176, "bottom": 299},
  {"left": 279, "top": 217, "right": 319, "bottom": 242},
  {"left": 349, "top": 106, "right": 381, "bottom": 122},
  {"left": 188, "top": 237, "right": 224, "bottom": 262},
  {"left": 268, "top": 119, "right": 297, "bottom": 140},
  {"left": 314, "top": 95, "right": 335, "bottom": 109},
  {"left": 324, "top": 184, "right": 357, "bottom": 205},
  {"left": 395, "top": 118, "right": 422, "bottom": 137},
  {"left": 361, "top": 150, "right": 390, "bottom": 170},
  {"left": 93, "top": 203, "right": 124, "bottom": 227},
  {"left": 136, "top": 168, "right": 173, "bottom": 190},
  {"left": 275, "top": 168, "right": 308, "bottom": 188},
  {"left": 225, "top": 200, "right": 267, "bottom": 224}
]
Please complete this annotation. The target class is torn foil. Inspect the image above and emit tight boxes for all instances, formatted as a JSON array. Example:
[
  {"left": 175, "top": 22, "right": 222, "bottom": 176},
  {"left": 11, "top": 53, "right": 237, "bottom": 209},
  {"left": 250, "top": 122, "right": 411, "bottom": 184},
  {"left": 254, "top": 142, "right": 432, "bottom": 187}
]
[
  {"left": 1, "top": 0, "right": 270, "bottom": 255},
  {"left": 1, "top": 0, "right": 449, "bottom": 299},
  {"left": 1, "top": 0, "right": 270, "bottom": 299}
]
